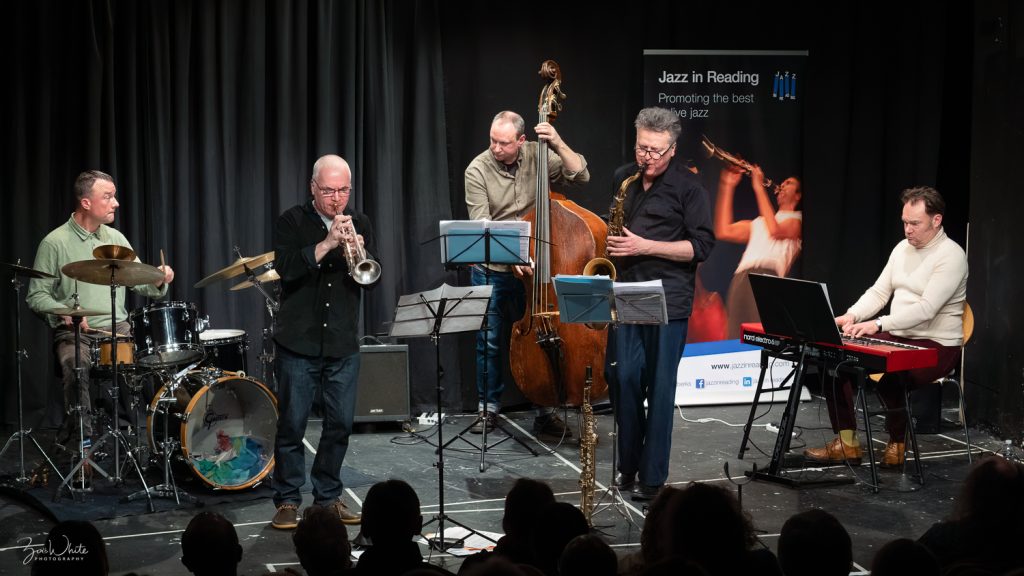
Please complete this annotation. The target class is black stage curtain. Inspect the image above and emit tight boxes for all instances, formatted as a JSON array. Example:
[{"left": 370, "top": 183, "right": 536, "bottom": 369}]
[
  {"left": 6, "top": 1, "right": 1004, "bottom": 434},
  {"left": 3, "top": 0, "right": 458, "bottom": 429}
]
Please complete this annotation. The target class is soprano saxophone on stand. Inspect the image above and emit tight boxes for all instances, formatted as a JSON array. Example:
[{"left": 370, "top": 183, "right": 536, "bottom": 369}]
[{"left": 579, "top": 366, "right": 598, "bottom": 526}]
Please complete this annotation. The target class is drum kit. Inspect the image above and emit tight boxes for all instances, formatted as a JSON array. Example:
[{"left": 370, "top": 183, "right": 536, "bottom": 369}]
[{"left": 1, "top": 246, "right": 282, "bottom": 509}]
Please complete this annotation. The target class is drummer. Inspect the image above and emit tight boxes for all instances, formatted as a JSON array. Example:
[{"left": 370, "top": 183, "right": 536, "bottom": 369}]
[{"left": 26, "top": 170, "right": 175, "bottom": 449}]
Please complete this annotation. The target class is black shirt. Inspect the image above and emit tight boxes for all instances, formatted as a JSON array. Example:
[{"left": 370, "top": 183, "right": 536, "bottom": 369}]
[
  {"left": 610, "top": 160, "right": 714, "bottom": 320},
  {"left": 273, "top": 201, "right": 377, "bottom": 358}
]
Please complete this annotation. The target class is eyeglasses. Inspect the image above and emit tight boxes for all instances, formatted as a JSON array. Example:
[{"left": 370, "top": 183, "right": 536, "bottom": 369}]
[
  {"left": 313, "top": 181, "right": 352, "bottom": 197},
  {"left": 634, "top": 143, "right": 675, "bottom": 160}
]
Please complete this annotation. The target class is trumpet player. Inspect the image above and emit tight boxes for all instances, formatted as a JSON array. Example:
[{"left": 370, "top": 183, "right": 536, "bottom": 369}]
[
  {"left": 270, "top": 154, "right": 377, "bottom": 530},
  {"left": 714, "top": 165, "right": 802, "bottom": 339}
]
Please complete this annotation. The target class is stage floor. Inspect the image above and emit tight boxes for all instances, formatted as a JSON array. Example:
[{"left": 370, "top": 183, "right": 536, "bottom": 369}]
[{"left": 0, "top": 396, "right": 994, "bottom": 575}]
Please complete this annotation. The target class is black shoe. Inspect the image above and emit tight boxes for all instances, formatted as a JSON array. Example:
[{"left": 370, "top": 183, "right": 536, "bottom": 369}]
[
  {"left": 631, "top": 483, "right": 663, "bottom": 502},
  {"left": 533, "top": 414, "right": 573, "bottom": 438},
  {"left": 613, "top": 471, "right": 636, "bottom": 491},
  {"left": 470, "top": 412, "right": 496, "bottom": 435}
]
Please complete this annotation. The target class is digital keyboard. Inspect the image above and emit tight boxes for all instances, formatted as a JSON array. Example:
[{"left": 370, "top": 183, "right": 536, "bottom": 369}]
[{"left": 740, "top": 322, "right": 938, "bottom": 373}]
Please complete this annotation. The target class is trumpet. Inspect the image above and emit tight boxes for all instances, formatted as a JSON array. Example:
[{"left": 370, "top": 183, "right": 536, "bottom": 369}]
[
  {"left": 337, "top": 218, "right": 381, "bottom": 285},
  {"left": 701, "top": 134, "right": 775, "bottom": 191}
]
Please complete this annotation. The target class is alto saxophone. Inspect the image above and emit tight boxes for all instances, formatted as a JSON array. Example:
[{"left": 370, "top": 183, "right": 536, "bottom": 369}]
[
  {"left": 579, "top": 366, "right": 598, "bottom": 526},
  {"left": 583, "top": 164, "right": 646, "bottom": 280}
]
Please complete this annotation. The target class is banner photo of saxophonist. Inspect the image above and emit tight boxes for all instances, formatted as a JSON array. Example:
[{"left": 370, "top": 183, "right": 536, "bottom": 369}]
[{"left": 643, "top": 49, "right": 807, "bottom": 405}]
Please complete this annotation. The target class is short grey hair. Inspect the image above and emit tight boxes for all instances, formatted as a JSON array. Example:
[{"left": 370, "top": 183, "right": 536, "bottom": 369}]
[
  {"left": 74, "top": 170, "right": 114, "bottom": 201},
  {"left": 311, "top": 154, "right": 351, "bottom": 182},
  {"left": 635, "top": 107, "right": 682, "bottom": 144},
  {"left": 492, "top": 111, "right": 526, "bottom": 138}
]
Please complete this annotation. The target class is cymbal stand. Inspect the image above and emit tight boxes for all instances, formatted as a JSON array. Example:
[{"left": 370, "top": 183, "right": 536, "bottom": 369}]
[
  {"left": 128, "top": 360, "right": 201, "bottom": 505},
  {"left": 235, "top": 248, "right": 279, "bottom": 386},
  {"left": 54, "top": 305, "right": 113, "bottom": 500},
  {"left": 0, "top": 269, "right": 63, "bottom": 485}
]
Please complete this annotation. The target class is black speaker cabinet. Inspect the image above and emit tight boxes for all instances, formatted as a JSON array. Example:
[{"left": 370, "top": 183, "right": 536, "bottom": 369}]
[{"left": 355, "top": 344, "right": 410, "bottom": 422}]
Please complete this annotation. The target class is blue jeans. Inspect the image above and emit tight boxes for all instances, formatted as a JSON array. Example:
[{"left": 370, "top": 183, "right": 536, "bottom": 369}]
[
  {"left": 272, "top": 345, "right": 360, "bottom": 507},
  {"left": 471, "top": 265, "right": 524, "bottom": 414},
  {"left": 606, "top": 320, "right": 688, "bottom": 487}
]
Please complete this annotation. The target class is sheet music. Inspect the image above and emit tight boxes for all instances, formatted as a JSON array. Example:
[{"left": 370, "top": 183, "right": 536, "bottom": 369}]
[
  {"left": 439, "top": 220, "right": 531, "bottom": 264},
  {"left": 390, "top": 282, "right": 493, "bottom": 336},
  {"left": 613, "top": 279, "right": 668, "bottom": 324}
]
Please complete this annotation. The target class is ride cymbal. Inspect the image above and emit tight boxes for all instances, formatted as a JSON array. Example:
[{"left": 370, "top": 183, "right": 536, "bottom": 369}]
[
  {"left": 92, "top": 244, "right": 136, "bottom": 261},
  {"left": 1, "top": 262, "right": 56, "bottom": 279},
  {"left": 61, "top": 259, "right": 165, "bottom": 287},
  {"left": 46, "top": 306, "right": 108, "bottom": 317},
  {"left": 230, "top": 269, "right": 281, "bottom": 291},
  {"left": 195, "top": 251, "right": 275, "bottom": 288}
]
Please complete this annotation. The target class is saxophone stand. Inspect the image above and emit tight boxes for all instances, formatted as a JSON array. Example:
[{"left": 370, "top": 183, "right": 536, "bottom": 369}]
[
  {"left": 435, "top": 224, "right": 538, "bottom": 471},
  {"left": 390, "top": 283, "right": 496, "bottom": 551},
  {"left": 0, "top": 262, "right": 63, "bottom": 486}
]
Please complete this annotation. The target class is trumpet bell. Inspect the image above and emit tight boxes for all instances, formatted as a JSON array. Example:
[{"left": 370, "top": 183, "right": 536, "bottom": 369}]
[{"left": 352, "top": 259, "right": 381, "bottom": 285}]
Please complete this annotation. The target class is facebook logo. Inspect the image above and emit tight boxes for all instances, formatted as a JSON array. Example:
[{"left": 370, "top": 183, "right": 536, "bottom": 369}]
[
  {"left": 743, "top": 376, "right": 753, "bottom": 387},
  {"left": 696, "top": 379, "right": 706, "bottom": 389}
]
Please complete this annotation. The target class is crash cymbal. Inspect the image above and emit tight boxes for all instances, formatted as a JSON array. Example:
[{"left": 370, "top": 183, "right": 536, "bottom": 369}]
[
  {"left": 92, "top": 244, "right": 136, "bottom": 261},
  {"left": 61, "top": 259, "right": 165, "bottom": 287},
  {"left": 1, "top": 262, "right": 56, "bottom": 279},
  {"left": 230, "top": 269, "right": 281, "bottom": 291},
  {"left": 47, "top": 306, "right": 107, "bottom": 317},
  {"left": 195, "top": 251, "right": 275, "bottom": 288}
]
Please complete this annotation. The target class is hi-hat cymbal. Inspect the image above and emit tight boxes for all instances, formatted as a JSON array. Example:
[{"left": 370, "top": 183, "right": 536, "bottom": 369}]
[
  {"left": 61, "top": 259, "right": 165, "bottom": 287},
  {"left": 231, "top": 269, "right": 281, "bottom": 291},
  {"left": 47, "top": 306, "right": 107, "bottom": 317},
  {"left": 195, "top": 251, "right": 275, "bottom": 288},
  {"left": 1, "top": 262, "right": 56, "bottom": 279},
  {"left": 92, "top": 244, "right": 136, "bottom": 261}
]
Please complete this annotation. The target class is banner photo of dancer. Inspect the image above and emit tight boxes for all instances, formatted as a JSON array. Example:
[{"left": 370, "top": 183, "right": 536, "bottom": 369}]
[{"left": 643, "top": 50, "right": 807, "bottom": 344}]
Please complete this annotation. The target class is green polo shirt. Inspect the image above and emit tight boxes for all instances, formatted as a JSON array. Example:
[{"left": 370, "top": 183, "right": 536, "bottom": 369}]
[{"left": 26, "top": 215, "right": 168, "bottom": 329}]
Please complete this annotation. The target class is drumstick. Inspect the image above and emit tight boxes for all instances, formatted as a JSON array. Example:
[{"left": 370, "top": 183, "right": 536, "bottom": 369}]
[
  {"left": 91, "top": 328, "right": 114, "bottom": 337},
  {"left": 160, "top": 249, "right": 166, "bottom": 269}
]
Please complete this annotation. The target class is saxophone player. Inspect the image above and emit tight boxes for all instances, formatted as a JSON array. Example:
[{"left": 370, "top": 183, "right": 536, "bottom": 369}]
[{"left": 605, "top": 107, "right": 715, "bottom": 501}]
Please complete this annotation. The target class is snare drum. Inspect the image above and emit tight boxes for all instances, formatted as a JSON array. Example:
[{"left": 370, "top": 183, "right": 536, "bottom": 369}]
[
  {"left": 90, "top": 335, "right": 135, "bottom": 373},
  {"left": 198, "top": 329, "right": 248, "bottom": 373},
  {"left": 130, "top": 301, "right": 205, "bottom": 367},
  {"left": 148, "top": 368, "right": 277, "bottom": 490}
]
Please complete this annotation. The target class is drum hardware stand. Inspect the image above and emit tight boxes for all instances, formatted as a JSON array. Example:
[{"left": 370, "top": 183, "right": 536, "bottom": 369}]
[
  {"left": 128, "top": 361, "right": 201, "bottom": 505},
  {"left": 234, "top": 246, "right": 280, "bottom": 388},
  {"left": 390, "top": 284, "right": 497, "bottom": 551},
  {"left": 0, "top": 265, "right": 63, "bottom": 486},
  {"left": 54, "top": 298, "right": 115, "bottom": 500}
]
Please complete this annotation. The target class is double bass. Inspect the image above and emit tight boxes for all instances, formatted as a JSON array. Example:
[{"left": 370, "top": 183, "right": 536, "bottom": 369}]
[{"left": 509, "top": 61, "right": 609, "bottom": 407}]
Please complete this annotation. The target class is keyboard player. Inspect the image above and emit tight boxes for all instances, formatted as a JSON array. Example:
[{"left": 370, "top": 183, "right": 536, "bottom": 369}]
[{"left": 805, "top": 186, "right": 967, "bottom": 467}]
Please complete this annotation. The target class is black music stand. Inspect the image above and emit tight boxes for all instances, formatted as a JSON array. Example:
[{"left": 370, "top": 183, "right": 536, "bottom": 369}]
[
  {"left": 737, "top": 274, "right": 879, "bottom": 491},
  {"left": 390, "top": 282, "right": 497, "bottom": 551},
  {"left": 553, "top": 275, "right": 667, "bottom": 528},
  {"left": 437, "top": 222, "right": 538, "bottom": 471}
]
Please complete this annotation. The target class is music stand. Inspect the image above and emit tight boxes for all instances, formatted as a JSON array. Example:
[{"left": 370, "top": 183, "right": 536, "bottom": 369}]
[
  {"left": 390, "top": 282, "right": 497, "bottom": 551},
  {"left": 437, "top": 221, "right": 538, "bottom": 471},
  {"left": 553, "top": 275, "right": 666, "bottom": 528},
  {"left": 738, "top": 274, "right": 876, "bottom": 490}
]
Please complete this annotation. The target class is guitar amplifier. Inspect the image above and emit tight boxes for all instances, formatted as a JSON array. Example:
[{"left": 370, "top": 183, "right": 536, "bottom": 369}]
[{"left": 355, "top": 344, "right": 410, "bottom": 422}]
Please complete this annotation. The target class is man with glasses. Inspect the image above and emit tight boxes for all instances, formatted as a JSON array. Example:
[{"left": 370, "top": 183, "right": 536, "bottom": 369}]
[
  {"left": 465, "top": 110, "right": 589, "bottom": 437},
  {"left": 270, "top": 154, "right": 377, "bottom": 529},
  {"left": 605, "top": 107, "right": 715, "bottom": 500}
]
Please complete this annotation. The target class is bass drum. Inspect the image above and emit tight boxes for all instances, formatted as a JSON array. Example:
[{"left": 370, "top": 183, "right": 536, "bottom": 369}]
[{"left": 148, "top": 368, "right": 277, "bottom": 490}]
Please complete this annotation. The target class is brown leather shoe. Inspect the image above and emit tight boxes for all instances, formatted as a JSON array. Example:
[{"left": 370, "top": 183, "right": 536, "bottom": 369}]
[
  {"left": 272, "top": 503, "right": 299, "bottom": 530},
  {"left": 328, "top": 499, "right": 362, "bottom": 525},
  {"left": 880, "top": 441, "right": 906, "bottom": 468},
  {"left": 804, "top": 437, "right": 863, "bottom": 465}
]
